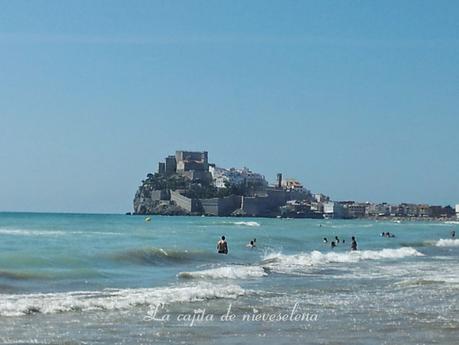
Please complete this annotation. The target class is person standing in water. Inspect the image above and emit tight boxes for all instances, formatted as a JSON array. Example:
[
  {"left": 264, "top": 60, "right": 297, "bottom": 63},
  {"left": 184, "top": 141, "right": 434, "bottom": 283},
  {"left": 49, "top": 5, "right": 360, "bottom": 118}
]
[
  {"left": 335, "top": 236, "right": 340, "bottom": 244},
  {"left": 351, "top": 236, "right": 357, "bottom": 251},
  {"left": 451, "top": 230, "right": 456, "bottom": 239},
  {"left": 246, "top": 240, "right": 256, "bottom": 248},
  {"left": 217, "top": 236, "right": 228, "bottom": 254}
]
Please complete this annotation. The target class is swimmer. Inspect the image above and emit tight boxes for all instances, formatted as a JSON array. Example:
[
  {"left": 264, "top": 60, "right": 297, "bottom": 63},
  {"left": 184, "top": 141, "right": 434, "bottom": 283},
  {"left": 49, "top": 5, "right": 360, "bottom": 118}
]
[
  {"left": 335, "top": 236, "right": 340, "bottom": 244},
  {"left": 351, "top": 236, "right": 357, "bottom": 251},
  {"left": 323, "top": 237, "right": 328, "bottom": 243},
  {"left": 246, "top": 240, "right": 256, "bottom": 248},
  {"left": 217, "top": 236, "right": 228, "bottom": 254},
  {"left": 451, "top": 230, "right": 456, "bottom": 239},
  {"left": 331, "top": 241, "right": 336, "bottom": 249}
]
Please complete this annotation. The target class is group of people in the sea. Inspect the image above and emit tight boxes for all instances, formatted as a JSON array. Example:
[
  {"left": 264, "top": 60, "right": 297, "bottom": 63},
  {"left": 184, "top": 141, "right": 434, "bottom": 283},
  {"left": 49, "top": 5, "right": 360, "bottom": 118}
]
[
  {"left": 246, "top": 238, "right": 257, "bottom": 248},
  {"left": 323, "top": 236, "right": 357, "bottom": 251},
  {"left": 217, "top": 235, "right": 359, "bottom": 254},
  {"left": 216, "top": 226, "right": 457, "bottom": 255},
  {"left": 323, "top": 236, "right": 342, "bottom": 247},
  {"left": 381, "top": 232, "right": 396, "bottom": 238},
  {"left": 216, "top": 236, "right": 257, "bottom": 254}
]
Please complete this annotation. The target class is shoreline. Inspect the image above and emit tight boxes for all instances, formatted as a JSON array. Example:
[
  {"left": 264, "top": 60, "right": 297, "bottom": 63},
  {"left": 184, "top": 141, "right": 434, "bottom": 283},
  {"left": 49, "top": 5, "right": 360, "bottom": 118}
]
[{"left": 129, "top": 212, "right": 458, "bottom": 223}]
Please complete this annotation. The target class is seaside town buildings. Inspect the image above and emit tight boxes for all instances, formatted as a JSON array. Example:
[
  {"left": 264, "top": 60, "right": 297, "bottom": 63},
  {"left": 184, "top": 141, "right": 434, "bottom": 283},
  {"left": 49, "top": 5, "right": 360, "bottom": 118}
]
[
  {"left": 209, "top": 166, "right": 268, "bottom": 189},
  {"left": 133, "top": 150, "right": 457, "bottom": 219}
]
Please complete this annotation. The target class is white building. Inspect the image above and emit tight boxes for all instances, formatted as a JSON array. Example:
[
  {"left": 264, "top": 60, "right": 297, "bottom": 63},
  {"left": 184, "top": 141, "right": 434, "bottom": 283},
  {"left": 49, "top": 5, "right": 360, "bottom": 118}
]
[
  {"left": 209, "top": 166, "right": 267, "bottom": 189},
  {"left": 323, "top": 202, "right": 345, "bottom": 219},
  {"left": 314, "top": 193, "right": 329, "bottom": 203}
]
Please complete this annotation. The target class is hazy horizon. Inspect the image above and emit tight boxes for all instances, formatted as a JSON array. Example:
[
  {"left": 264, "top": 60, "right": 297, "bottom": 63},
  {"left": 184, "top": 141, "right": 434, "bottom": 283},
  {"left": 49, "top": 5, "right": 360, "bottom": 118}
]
[{"left": 1, "top": 1, "right": 458, "bottom": 213}]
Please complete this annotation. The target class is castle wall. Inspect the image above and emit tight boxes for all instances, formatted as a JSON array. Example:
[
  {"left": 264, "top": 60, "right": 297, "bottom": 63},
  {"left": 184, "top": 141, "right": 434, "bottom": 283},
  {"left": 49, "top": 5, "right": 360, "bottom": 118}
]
[
  {"left": 170, "top": 191, "right": 200, "bottom": 213},
  {"left": 200, "top": 195, "right": 241, "bottom": 216},
  {"left": 151, "top": 190, "right": 170, "bottom": 201},
  {"left": 241, "top": 190, "right": 289, "bottom": 216}
]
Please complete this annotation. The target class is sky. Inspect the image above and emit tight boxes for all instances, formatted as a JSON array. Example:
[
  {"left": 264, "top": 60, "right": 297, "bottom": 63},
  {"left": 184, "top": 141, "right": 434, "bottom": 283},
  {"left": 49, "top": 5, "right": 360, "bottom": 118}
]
[{"left": 0, "top": 0, "right": 458, "bottom": 213}]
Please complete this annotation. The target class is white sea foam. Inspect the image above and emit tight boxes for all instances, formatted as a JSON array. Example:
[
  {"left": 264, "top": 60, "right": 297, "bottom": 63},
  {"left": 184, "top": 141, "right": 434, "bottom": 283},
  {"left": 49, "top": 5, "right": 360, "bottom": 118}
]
[
  {"left": 0, "top": 228, "right": 121, "bottom": 237},
  {"left": 354, "top": 247, "right": 424, "bottom": 260},
  {"left": 178, "top": 266, "right": 267, "bottom": 280},
  {"left": 261, "top": 248, "right": 423, "bottom": 274},
  {"left": 0, "top": 283, "right": 245, "bottom": 317},
  {"left": 327, "top": 223, "right": 374, "bottom": 228},
  {"left": 435, "top": 239, "right": 459, "bottom": 247},
  {"left": 233, "top": 221, "right": 260, "bottom": 227},
  {"left": 180, "top": 248, "right": 423, "bottom": 280},
  {"left": 0, "top": 228, "right": 66, "bottom": 236}
]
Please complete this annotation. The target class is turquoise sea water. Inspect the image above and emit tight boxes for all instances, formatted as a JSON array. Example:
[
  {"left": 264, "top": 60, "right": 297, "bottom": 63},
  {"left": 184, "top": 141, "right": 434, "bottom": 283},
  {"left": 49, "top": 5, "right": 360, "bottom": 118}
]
[{"left": 0, "top": 212, "right": 458, "bottom": 344}]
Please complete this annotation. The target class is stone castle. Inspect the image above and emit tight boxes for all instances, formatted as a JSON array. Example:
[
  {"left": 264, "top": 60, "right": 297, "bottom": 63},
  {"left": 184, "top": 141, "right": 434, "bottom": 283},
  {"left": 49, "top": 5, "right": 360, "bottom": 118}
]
[{"left": 133, "top": 150, "right": 312, "bottom": 217}]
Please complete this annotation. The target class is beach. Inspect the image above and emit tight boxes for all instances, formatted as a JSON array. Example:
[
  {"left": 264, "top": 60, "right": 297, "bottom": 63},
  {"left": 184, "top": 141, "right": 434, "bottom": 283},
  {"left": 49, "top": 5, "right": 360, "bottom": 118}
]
[{"left": 0, "top": 213, "right": 458, "bottom": 344}]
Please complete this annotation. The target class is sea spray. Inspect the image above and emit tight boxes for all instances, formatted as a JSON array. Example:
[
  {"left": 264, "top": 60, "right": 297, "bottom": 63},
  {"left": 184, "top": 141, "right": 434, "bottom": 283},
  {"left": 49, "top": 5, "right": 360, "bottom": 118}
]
[
  {"left": 178, "top": 265, "right": 267, "bottom": 280},
  {"left": 0, "top": 283, "right": 246, "bottom": 317},
  {"left": 233, "top": 221, "right": 261, "bottom": 227},
  {"left": 435, "top": 239, "right": 459, "bottom": 247},
  {"left": 261, "top": 247, "right": 424, "bottom": 274},
  {"left": 0, "top": 228, "right": 123, "bottom": 237}
]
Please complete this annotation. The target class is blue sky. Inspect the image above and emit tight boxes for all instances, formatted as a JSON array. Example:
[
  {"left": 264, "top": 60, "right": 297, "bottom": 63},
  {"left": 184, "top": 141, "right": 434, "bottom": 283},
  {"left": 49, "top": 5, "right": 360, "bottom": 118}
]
[{"left": 0, "top": 0, "right": 458, "bottom": 213}]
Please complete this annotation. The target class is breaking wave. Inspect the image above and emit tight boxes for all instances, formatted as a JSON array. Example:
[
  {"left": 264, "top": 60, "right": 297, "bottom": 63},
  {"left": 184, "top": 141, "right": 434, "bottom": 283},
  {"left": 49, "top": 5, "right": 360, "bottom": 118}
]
[
  {"left": 435, "top": 239, "right": 459, "bottom": 247},
  {"left": 0, "top": 228, "right": 122, "bottom": 237},
  {"left": 179, "top": 247, "right": 425, "bottom": 280},
  {"left": 261, "top": 248, "right": 424, "bottom": 274},
  {"left": 0, "top": 283, "right": 246, "bottom": 317},
  {"left": 202, "top": 221, "right": 261, "bottom": 228},
  {"left": 326, "top": 223, "right": 374, "bottom": 229},
  {"left": 0, "top": 228, "right": 66, "bottom": 237},
  {"left": 233, "top": 221, "right": 260, "bottom": 227},
  {"left": 178, "top": 265, "right": 267, "bottom": 280}
]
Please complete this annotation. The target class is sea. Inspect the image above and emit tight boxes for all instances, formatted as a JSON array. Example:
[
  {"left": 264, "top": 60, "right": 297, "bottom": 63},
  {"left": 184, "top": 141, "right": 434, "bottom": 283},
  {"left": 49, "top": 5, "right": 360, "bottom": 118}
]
[{"left": 0, "top": 212, "right": 458, "bottom": 344}]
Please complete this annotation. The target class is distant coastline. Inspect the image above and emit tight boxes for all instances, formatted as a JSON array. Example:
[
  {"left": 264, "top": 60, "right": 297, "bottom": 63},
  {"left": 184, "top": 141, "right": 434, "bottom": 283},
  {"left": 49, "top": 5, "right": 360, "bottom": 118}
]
[{"left": 133, "top": 150, "right": 459, "bottom": 221}]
